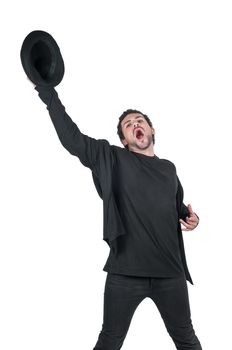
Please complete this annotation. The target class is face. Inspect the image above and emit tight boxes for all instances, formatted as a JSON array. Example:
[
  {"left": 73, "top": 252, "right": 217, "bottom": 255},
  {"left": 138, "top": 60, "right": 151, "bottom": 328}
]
[{"left": 120, "top": 113, "right": 155, "bottom": 151}]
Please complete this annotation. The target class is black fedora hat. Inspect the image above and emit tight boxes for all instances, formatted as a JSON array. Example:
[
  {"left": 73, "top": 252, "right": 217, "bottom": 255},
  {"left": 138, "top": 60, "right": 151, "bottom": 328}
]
[{"left": 20, "top": 30, "right": 65, "bottom": 87}]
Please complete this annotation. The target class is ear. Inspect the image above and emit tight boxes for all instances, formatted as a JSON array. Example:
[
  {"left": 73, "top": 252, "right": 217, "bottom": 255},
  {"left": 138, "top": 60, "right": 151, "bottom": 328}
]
[{"left": 151, "top": 127, "right": 155, "bottom": 135}]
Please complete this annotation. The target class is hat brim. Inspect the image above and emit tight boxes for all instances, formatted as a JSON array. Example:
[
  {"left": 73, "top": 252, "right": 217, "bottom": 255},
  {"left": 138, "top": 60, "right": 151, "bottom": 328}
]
[{"left": 20, "top": 30, "right": 65, "bottom": 87}]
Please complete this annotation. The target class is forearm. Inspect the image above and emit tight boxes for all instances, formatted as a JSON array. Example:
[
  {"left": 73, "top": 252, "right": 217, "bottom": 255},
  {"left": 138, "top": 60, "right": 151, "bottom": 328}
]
[
  {"left": 35, "top": 86, "right": 100, "bottom": 169},
  {"left": 35, "top": 86, "right": 83, "bottom": 152}
]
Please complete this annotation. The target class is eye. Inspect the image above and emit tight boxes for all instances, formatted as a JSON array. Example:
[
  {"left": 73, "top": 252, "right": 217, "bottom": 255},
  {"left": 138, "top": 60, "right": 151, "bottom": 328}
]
[{"left": 126, "top": 123, "right": 131, "bottom": 128}]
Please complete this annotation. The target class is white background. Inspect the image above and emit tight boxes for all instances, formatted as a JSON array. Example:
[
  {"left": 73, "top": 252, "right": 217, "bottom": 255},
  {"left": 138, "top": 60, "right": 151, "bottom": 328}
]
[{"left": 1, "top": 1, "right": 231, "bottom": 349}]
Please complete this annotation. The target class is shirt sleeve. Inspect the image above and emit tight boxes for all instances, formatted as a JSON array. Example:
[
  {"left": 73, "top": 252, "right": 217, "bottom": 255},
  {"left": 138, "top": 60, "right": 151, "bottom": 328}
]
[
  {"left": 34, "top": 85, "right": 111, "bottom": 172},
  {"left": 176, "top": 175, "right": 189, "bottom": 220},
  {"left": 176, "top": 175, "right": 200, "bottom": 223}
]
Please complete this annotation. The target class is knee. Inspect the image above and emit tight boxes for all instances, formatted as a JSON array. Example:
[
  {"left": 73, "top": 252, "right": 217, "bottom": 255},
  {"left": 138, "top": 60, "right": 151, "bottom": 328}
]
[
  {"left": 166, "top": 322, "right": 202, "bottom": 349},
  {"left": 93, "top": 329, "right": 126, "bottom": 350}
]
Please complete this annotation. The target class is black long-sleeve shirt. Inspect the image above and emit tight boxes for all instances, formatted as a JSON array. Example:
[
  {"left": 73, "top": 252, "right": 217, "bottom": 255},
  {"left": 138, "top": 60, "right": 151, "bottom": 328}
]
[
  {"left": 35, "top": 85, "right": 195, "bottom": 282},
  {"left": 102, "top": 149, "right": 186, "bottom": 277}
]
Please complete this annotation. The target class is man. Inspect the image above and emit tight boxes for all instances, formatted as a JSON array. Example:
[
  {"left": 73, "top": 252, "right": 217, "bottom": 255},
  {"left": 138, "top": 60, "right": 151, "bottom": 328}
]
[{"left": 32, "top": 83, "right": 202, "bottom": 350}]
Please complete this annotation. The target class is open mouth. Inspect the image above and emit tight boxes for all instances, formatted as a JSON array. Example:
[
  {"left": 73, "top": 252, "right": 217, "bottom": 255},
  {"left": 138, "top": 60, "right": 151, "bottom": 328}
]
[{"left": 134, "top": 128, "right": 144, "bottom": 140}]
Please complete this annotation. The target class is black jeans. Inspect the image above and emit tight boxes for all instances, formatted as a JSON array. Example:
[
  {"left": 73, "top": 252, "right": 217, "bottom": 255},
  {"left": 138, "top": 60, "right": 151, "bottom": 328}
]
[{"left": 93, "top": 273, "right": 202, "bottom": 350}]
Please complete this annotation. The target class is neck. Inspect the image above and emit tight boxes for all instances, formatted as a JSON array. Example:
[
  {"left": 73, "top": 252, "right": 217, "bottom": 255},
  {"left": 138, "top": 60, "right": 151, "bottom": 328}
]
[{"left": 128, "top": 144, "right": 155, "bottom": 157}]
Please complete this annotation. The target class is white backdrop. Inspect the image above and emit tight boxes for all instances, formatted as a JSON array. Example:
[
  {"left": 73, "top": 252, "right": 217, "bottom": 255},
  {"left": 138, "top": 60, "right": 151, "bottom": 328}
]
[{"left": 1, "top": 1, "right": 231, "bottom": 349}]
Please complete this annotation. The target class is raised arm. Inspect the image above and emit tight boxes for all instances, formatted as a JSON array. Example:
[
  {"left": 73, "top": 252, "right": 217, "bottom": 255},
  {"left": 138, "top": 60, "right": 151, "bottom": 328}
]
[{"left": 34, "top": 85, "right": 109, "bottom": 171}]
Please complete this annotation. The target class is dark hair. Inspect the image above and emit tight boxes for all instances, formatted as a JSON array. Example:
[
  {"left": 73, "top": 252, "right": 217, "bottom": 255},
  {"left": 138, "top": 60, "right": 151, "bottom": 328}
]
[{"left": 117, "top": 109, "right": 155, "bottom": 149}]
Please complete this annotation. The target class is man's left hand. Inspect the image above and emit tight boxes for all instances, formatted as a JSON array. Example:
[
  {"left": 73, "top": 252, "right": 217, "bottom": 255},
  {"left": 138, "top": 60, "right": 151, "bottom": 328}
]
[{"left": 179, "top": 204, "right": 199, "bottom": 231}]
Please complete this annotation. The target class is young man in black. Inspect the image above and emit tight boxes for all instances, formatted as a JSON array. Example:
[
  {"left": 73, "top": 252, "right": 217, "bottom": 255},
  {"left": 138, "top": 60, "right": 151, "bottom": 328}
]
[{"left": 33, "top": 84, "right": 202, "bottom": 350}]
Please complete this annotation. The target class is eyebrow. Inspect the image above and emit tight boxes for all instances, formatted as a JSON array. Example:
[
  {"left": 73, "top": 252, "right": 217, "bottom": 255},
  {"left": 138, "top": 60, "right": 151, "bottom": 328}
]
[{"left": 123, "top": 115, "right": 144, "bottom": 127}]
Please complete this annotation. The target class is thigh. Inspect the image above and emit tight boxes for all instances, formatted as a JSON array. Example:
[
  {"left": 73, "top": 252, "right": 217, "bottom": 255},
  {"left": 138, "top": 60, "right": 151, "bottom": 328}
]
[
  {"left": 93, "top": 274, "right": 148, "bottom": 350},
  {"left": 102, "top": 273, "right": 149, "bottom": 334},
  {"left": 149, "top": 275, "right": 191, "bottom": 327},
  {"left": 149, "top": 276, "right": 202, "bottom": 349}
]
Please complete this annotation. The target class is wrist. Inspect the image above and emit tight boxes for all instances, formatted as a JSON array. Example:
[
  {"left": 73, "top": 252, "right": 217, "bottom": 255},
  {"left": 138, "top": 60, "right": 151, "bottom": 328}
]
[{"left": 35, "top": 85, "right": 57, "bottom": 107}]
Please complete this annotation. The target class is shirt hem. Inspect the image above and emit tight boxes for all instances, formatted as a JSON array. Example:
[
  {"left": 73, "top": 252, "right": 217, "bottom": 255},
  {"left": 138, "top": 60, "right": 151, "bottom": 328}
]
[{"left": 103, "top": 266, "right": 185, "bottom": 278}]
